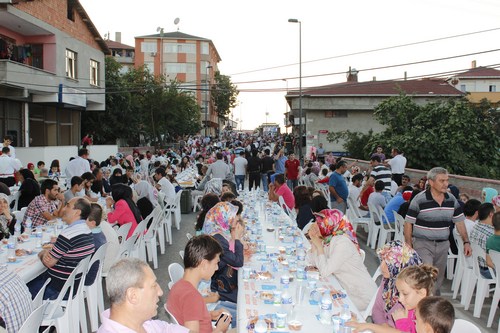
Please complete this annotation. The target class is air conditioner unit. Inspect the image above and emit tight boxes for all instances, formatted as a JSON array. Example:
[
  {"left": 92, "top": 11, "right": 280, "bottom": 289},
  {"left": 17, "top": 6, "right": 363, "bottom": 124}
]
[{"left": 150, "top": 52, "right": 157, "bottom": 57}]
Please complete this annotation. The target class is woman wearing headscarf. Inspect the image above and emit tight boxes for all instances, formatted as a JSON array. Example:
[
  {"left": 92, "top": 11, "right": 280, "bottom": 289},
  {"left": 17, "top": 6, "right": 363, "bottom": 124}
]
[
  {"left": 0, "top": 194, "right": 14, "bottom": 239},
  {"left": 371, "top": 240, "right": 422, "bottom": 327},
  {"left": 109, "top": 168, "right": 125, "bottom": 186},
  {"left": 17, "top": 169, "right": 41, "bottom": 210},
  {"left": 482, "top": 187, "right": 499, "bottom": 204},
  {"left": 195, "top": 193, "right": 220, "bottom": 236},
  {"left": 106, "top": 183, "right": 142, "bottom": 239},
  {"left": 202, "top": 201, "right": 244, "bottom": 304},
  {"left": 134, "top": 179, "right": 157, "bottom": 220},
  {"left": 307, "top": 209, "right": 376, "bottom": 311}
]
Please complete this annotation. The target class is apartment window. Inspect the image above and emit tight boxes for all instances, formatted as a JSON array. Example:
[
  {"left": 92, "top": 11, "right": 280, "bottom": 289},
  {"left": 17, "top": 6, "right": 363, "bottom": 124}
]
[
  {"left": 460, "top": 84, "right": 466, "bottom": 92},
  {"left": 67, "top": 0, "right": 75, "bottom": 21},
  {"left": 490, "top": 85, "right": 497, "bottom": 92},
  {"left": 324, "top": 111, "right": 347, "bottom": 118},
  {"left": 89, "top": 59, "right": 99, "bottom": 86},
  {"left": 166, "top": 62, "right": 196, "bottom": 74},
  {"left": 165, "top": 43, "right": 196, "bottom": 54},
  {"left": 65, "top": 49, "right": 77, "bottom": 79},
  {"left": 201, "top": 42, "right": 209, "bottom": 55},
  {"left": 144, "top": 62, "right": 154, "bottom": 73},
  {"left": 141, "top": 42, "right": 157, "bottom": 53}
]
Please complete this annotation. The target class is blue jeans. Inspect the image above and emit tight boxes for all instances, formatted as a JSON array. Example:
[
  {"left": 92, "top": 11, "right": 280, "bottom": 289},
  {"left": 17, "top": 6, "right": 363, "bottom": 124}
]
[
  {"left": 215, "top": 300, "right": 237, "bottom": 328},
  {"left": 235, "top": 175, "right": 245, "bottom": 191},
  {"left": 287, "top": 179, "right": 298, "bottom": 190},
  {"left": 261, "top": 173, "right": 269, "bottom": 192}
]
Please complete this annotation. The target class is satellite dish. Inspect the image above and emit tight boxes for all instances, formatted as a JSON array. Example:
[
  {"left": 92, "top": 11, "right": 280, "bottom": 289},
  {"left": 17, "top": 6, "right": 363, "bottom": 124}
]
[{"left": 174, "top": 18, "right": 180, "bottom": 25}]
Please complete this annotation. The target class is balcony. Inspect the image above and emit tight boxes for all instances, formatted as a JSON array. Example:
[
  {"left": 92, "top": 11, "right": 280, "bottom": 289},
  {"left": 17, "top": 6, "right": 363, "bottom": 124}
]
[{"left": 0, "top": 60, "right": 57, "bottom": 95}]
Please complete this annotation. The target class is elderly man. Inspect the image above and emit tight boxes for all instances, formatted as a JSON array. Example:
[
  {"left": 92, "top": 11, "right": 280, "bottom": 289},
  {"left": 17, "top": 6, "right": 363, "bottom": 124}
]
[
  {"left": 98, "top": 258, "right": 190, "bottom": 333},
  {"left": 27, "top": 197, "right": 95, "bottom": 299},
  {"left": 404, "top": 167, "right": 471, "bottom": 294},
  {"left": 22, "top": 179, "right": 64, "bottom": 228},
  {"left": 205, "top": 152, "right": 230, "bottom": 180}
]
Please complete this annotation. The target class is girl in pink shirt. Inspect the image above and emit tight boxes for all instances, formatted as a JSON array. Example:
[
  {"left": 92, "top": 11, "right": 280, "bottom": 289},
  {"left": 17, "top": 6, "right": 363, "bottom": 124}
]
[{"left": 106, "top": 184, "right": 142, "bottom": 239}]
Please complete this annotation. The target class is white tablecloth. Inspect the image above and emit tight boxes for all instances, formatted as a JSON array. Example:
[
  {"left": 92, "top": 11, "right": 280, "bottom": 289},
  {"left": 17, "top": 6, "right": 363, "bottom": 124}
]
[
  {"left": 3, "top": 236, "right": 46, "bottom": 283},
  {"left": 236, "top": 193, "right": 363, "bottom": 332}
]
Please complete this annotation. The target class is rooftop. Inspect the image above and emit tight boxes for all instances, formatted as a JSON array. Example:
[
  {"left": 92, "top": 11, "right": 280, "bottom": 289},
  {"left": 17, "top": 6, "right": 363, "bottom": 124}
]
[
  {"left": 135, "top": 31, "right": 209, "bottom": 41},
  {"left": 105, "top": 39, "right": 134, "bottom": 50},
  {"left": 453, "top": 66, "right": 500, "bottom": 79}
]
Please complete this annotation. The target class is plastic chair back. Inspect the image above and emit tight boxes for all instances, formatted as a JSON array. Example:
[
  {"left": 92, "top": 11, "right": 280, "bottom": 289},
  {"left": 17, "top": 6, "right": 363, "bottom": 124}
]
[
  {"left": 450, "top": 319, "right": 481, "bottom": 333},
  {"left": 168, "top": 263, "right": 184, "bottom": 285},
  {"left": 32, "top": 278, "right": 51, "bottom": 309},
  {"left": 115, "top": 222, "right": 132, "bottom": 243},
  {"left": 100, "top": 221, "right": 120, "bottom": 276},
  {"left": 18, "top": 303, "right": 49, "bottom": 333}
]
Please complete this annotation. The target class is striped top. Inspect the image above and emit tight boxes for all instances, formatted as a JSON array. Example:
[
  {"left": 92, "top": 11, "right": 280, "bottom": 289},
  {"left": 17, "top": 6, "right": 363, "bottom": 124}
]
[
  {"left": 370, "top": 165, "right": 392, "bottom": 191},
  {"left": 405, "top": 190, "right": 464, "bottom": 240},
  {"left": 48, "top": 219, "right": 95, "bottom": 289}
]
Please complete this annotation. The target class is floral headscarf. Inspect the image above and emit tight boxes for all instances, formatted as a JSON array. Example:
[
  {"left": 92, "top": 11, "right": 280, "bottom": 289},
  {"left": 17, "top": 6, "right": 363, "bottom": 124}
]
[
  {"left": 377, "top": 240, "right": 422, "bottom": 312},
  {"left": 204, "top": 178, "right": 223, "bottom": 196},
  {"left": 202, "top": 202, "right": 238, "bottom": 240},
  {"left": 493, "top": 195, "right": 500, "bottom": 208},
  {"left": 313, "top": 209, "right": 359, "bottom": 251}
]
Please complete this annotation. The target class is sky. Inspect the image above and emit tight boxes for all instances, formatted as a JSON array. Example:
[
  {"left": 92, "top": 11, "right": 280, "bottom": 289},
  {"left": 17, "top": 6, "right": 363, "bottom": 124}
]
[{"left": 79, "top": 0, "right": 500, "bottom": 131}]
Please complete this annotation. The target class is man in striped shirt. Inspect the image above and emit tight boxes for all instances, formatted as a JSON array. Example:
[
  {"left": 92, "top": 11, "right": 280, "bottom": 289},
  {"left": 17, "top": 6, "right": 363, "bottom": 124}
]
[
  {"left": 27, "top": 197, "right": 95, "bottom": 299},
  {"left": 369, "top": 155, "right": 392, "bottom": 192},
  {"left": 404, "top": 167, "right": 471, "bottom": 294}
]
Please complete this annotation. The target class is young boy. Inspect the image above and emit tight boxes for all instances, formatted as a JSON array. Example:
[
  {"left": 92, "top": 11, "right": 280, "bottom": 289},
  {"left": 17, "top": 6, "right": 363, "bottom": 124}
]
[
  {"left": 486, "top": 211, "right": 500, "bottom": 268},
  {"left": 415, "top": 296, "right": 455, "bottom": 333}
]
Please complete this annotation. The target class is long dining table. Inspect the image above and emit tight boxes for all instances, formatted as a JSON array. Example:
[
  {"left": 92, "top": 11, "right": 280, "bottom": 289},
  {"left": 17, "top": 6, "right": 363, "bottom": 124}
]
[{"left": 236, "top": 190, "right": 363, "bottom": 332}]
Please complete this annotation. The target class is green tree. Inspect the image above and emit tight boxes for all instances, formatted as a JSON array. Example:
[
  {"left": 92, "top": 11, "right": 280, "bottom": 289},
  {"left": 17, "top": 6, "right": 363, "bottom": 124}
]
[
  {"left": 326, "top": 130, "right": 374, "bottom": 159},
  {"left": 372, "top": 94, "right": 500, "bottom": 178},
  {"left": 211, "top": 71, "right": 239, "bottom": 125}
]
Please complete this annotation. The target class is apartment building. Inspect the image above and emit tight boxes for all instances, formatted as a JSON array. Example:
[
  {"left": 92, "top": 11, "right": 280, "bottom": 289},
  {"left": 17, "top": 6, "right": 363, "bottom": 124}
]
[
  {"left": 0, "top": 0, "right": 109, "bottom": 147},
  {"left": 106, "top": 32, "right": 134, "bottom": 75},
  {"left": 448, "top": 62, "right": 500, "bottom": 106},
  {"left": 135, "top": 31, "right": 221, "bottom": 135}
]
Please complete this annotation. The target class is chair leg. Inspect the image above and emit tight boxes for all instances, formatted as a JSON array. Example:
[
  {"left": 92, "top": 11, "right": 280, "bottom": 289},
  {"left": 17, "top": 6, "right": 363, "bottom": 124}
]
[
  {"left": 88, "top": 286, "right": 99, "bottom": 332},
  {"left": 158, "top": 224, "right": 166, "bottom": 254},
  {"left": 473, "top": 281, "right": 489, "bottom": 318},
  {"left": 80, "top": 295, "right": 88, "bottom": 333},
  {"left": 487, "top": 290, "right": 500, "bottom": 327},
  {"left": 452, "top": 264, "right": 463, "bottom": 298},
  {"left": 463, "top": 276, "right": 477, "bottom": 310}
]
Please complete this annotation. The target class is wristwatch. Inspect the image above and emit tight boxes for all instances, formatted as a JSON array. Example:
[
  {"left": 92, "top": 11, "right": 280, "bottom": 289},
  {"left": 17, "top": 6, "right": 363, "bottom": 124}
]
[{"left": 463, "top": 241, "right": 470, "bottom": 245}]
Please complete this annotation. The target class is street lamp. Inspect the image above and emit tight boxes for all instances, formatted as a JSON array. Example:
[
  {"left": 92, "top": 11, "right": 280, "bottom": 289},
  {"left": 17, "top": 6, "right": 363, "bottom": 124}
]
[
  {"left": 205, "top": 64, "right": 212, "bottom": 137},
  {"left": 288, "top": 18, "right": 302, "bottom": 164}
]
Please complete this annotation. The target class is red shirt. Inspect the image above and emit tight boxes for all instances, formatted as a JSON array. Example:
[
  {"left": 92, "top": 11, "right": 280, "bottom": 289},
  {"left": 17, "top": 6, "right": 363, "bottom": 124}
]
[
  {"left": 285, "top": 159, "right": 300, "bottom": 180},
  {"left": 360, "top": 186, "right": 374, "bottom": 206},
  {"left": 276, "top": 183, "right": 295, "bottom": 209}
]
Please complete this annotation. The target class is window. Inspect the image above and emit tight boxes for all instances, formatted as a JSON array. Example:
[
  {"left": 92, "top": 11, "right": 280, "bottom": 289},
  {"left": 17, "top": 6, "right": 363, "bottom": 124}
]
[
  {"left": 324, "top": 111, "right": 347, "bottom": 118},
  {"left": 165, "top": 43, "right": 196, "bottom": 54},
  {"left": 65, "top": 49, "right": 77, "bottom": 79},
  {"left": 490, "top": 85, "right": 497, "bottom": 92},
  {"left": 201, "top": 42, "right": 209, "bottom": 55},
  {"left": 89, "top": 60, "right": 99, "bottom": 86},
  {"left": 144, "top": 62, "right": 154, "bottom": 73},
  {"left": 460, "top": 84, "right": 466, "bottom": 92},
  {"left": 166, "top": 62, "right": 196, "bottom": 74},
  {"left": 141, "top": 42, "right": 157, "bottom": 53},
  {"left": 67, "top": 0, "right": 75, "bottom": 21}
]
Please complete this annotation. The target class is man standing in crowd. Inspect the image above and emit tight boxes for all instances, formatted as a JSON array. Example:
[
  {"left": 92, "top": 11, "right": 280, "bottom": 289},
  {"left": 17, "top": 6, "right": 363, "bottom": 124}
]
[
  {"left": 2, "top": 135, "right": 15, "bottom": 158},
  {"left": 22, "top": 179, "right": 64, "bottom": 228},
  {"left": 385, "top": 148, "right": 407, "bottom": 186},
  {"left": 65, "top": 148, "right": 91, "bottom": 181},
  {"left": 98, "top": 258, "right": 190, "bottom": 333},
  {"left": 370, "top": 155, "right": 392, "bottom": 192},
  {"left": 232, "top": 151, "right": 247, "bottom": 191},
  {"left": 246, "top": 149, "right": 261, "bottom": 190},
  {"left": 328, "top": 160, "right": 349, "bottom": 213},
  {"left": 206, "top": 152, "right": 230, "bottom": 180},
  {"left": 404, "top": 167, "right": 471, "bottom": 294},
  {"left": 284, "top": 152, "right": 300, "bottom": 190},
  {"left": 28, "top": 197, "right": 95, "bottom": 300},
  {"left": 0, "top": 147, "right": 20, "bottom": 187},
  {"left": 260, "top": 149, "right": 274, "bottom": 192}
]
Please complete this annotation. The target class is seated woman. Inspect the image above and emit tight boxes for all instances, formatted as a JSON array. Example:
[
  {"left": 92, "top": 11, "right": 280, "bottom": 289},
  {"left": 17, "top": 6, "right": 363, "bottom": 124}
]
[
  {"left": 134, "top": 178, "right": 158, "bottom": 220},
  {"left": 179, "top": 156, "right": 191, "bottom": 173},
  {"left": 17, "top": 169, "right": 41, "bottom": 210},
  {"left": 195, "top": 194, "right": 220, "bottom": 236},
  {"left": 293, "top": 185, "right": 314, "bottom": 230},
  {"left": 106, "top": 183, "right": 142, "bottom": 239},
  {"left": 371, "top": 240, "right": 422, "bottom": 327},
  {"left": 0, "top": 194, "right": 15, "bottom": 239},
  {"left": 202, "top": 202, "right": 244, "bottom": 305},
  {"left": 109, "top": 168, "right": 125, "bottom": 186},
  {"left": 307, "top": 209, "right": 376, "bottom": 311},
  {"left": 167, "top": 235, "right": 232, "bottom": 333}
]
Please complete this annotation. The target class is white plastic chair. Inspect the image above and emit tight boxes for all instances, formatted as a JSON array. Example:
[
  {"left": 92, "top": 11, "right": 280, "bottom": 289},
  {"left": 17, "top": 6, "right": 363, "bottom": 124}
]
[
  {"left": 179, "top": 250, "right": 185, "bottom": 261},
  {"left": 42, "top": 256, "right": 91, "bottom": 333},
  {"left": 115, "top": 222, "right": 132, "bottom": 243},
  {"left": 302, "top": 220, "right": 315, "bottom": 235},
  {"left": 392, "top": 211, "right": 405, "bottom": 242},
  {"left": 371, "top": 206, "right": 396, "bottom": 249},
  {"left": 161, "top": 196, "right": 175, "bottom": 246},
  {"left": 487, "top": 250, "right": 500, "bottom": 327},
  {"left": 193, "top": 194, "right": 203, "bottom": 212},
  {"left": 316, "top": 184, "right": 332, "bottom": 209},
  {"left": 18, "top": 303, "right": 49, "bottom": 333},
  {"left": 278, "top": 196, "right": 293, "bottom": 216},
  {"left": 447, "top": 248, "right": 458, "bottom": 280},
  {"left": 81, "top": 243, "right": 109, "bottom": 333},
  {"left": 347, "top": 197, "right": 371, "bottom": 240},
  {"left": 450, "top": 319, "right": 481, "bottom": 333},
  {"left": 168, "top": 263, "right": 184, "bottom": 286},
  {"left": 131, "top": 219, "right": 148, "bottom": 260},
  {"left": 118, "top": 232, "right": 139, "bottom": 259},
  {"left": 186, "top": 232, "right": 193, "bottom": 240},
  {"left": 144, "top": 206, "right": 165, "bottom": 269},
  {"left": 367, "top": 204, "right": 382, "bottom": 249},
  {"left": 12, "top": 210, "right": 25, "bottom": 226},
  {"left": 463, "top": 243, "right": 496, "bottom": 317},
  {"left": 32, "top": 278, "right": 51, "bottom": 310},
  {"left": 360, "top": 249, "right": 366, "bottom": 263},
  {"left": 100, "top": 221, "right": 120, "bottom": 277},
  {"left": 451, "top": 231, "right": 473, "bottom": 304},
  {"left": 10, "top": 191, "right": 20, "bottom": 212},
  {"left": 165, "top": 306, "right": 180, "bottom": 325}
]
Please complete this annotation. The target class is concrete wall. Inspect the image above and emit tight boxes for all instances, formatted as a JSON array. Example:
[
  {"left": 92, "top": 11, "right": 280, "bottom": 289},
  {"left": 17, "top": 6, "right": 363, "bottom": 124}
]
[
  {"left": 342, "top": 157, "right": 500, "bottom": 200},
  {"left": 16, "top": 145, "right": 118, "bottom": 171}
]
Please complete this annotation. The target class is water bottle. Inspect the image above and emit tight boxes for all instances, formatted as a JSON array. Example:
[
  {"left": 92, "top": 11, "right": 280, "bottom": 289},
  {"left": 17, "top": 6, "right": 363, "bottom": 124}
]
[
  {"left": 254, "top": 315, "right": 268, "bottom": 333},
  {"left": 319, "top": 291, "right": 333, "bottom": 324},
  {"left": 14, "top": 222, "right": 21, "bottom": 239},
  {"left": 340, "top": 304, "right": 351, "bottom": 322},
  {"left": 25, "top": 218, "right": 32, "bottom": 235}
]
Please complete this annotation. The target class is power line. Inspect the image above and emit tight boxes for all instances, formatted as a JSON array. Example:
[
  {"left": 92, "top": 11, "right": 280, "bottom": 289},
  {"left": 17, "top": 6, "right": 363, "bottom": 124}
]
[{"left": 229, "top": 26, "right": 500, "bottom": 76}]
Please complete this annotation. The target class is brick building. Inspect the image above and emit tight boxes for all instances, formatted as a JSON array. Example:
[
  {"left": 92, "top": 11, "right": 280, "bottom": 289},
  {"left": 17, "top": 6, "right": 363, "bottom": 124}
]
[{"left": 0, "top": 0, "right": 109, "bottom": 147}]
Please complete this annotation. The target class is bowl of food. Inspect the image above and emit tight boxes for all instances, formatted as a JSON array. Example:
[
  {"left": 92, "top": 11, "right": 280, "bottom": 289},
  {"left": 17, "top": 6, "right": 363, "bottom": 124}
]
[
  {"left": 42, "top": 243, "right": 53, "bottom": 250},
  {"left": 288, "top": 320, "right": 303, "bottom": 331},
  {"left": 15, "top": 249, "right": 26, "bottom": 256}
]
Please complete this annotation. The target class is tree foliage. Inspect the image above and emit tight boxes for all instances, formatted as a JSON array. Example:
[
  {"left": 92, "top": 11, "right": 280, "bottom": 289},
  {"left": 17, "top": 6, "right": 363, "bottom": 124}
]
[
  {"left": 326, "top": 130, "right": 374, "bottom": 160},
  {"left": 327, "top": 93, "right": 500, "bottom": 178},
  {"left": 82, "top": 58, "right": 201, "bottom": 146},
  {"left": 211, "top": 71, "right": 239, "bottom": 120}
]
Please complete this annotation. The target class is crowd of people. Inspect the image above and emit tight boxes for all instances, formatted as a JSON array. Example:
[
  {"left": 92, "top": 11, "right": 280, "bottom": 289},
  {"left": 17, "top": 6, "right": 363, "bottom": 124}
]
[{"left": 0, "top": 131, "right": 497, "bottom": 333}]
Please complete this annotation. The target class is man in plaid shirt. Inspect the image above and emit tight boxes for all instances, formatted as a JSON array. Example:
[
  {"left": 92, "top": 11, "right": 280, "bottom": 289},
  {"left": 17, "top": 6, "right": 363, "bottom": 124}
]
[
  {"left": 0, "top": 266, "right": 32, "bottom": 333},
  {"left": 470, "top": 203, "right": 496, "bottom": 278},
  {"left": 22, "top": 179, "right": 64, "bottom": 228}
]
